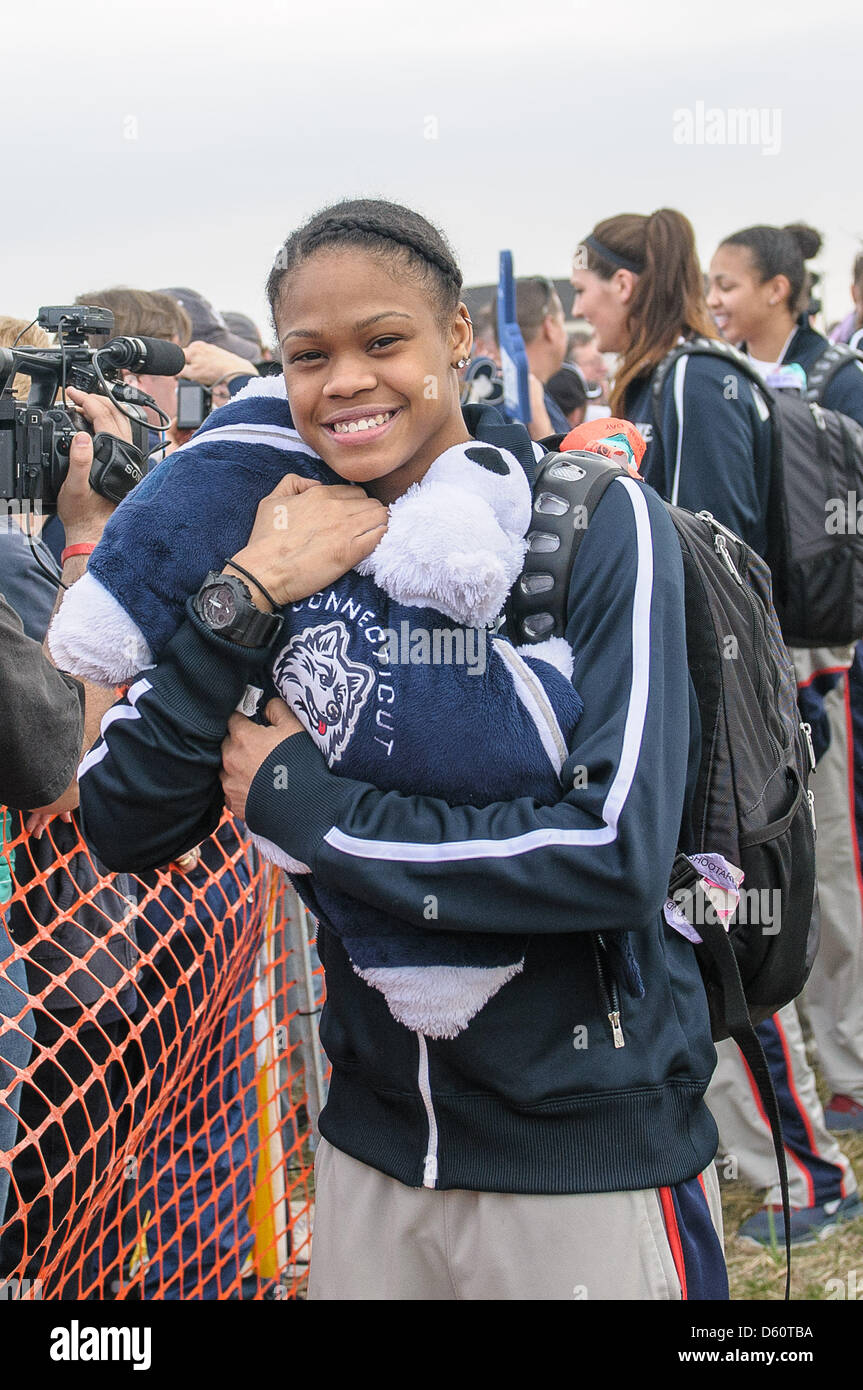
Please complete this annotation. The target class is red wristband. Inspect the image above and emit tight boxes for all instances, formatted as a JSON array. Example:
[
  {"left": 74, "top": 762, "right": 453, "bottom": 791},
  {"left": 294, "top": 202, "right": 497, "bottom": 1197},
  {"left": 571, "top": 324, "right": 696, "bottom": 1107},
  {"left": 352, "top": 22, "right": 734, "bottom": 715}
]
[{"left": 61, "top": 543, "right": 97, "bottom": 565}]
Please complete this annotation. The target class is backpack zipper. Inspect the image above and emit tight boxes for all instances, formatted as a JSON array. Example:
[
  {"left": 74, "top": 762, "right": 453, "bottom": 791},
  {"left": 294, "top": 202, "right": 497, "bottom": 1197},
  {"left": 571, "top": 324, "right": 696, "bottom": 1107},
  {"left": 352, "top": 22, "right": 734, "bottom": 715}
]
[
  {"left": 799, "top": 722, "right": 818, "bottom": 830},
  {"left": 591, "top": 934, "right": 625, "bottom": 1048},
  {"left": 800, "top": 721, "right": 817, "bottom": 774},
  {"left": 416, "top": 1032, "right": 439, "bottom": 1187}
]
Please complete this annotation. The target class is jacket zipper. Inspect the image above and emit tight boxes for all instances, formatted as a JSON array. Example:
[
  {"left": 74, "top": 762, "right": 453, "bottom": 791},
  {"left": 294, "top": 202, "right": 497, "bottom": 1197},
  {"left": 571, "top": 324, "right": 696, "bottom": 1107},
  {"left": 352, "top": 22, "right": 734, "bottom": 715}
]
[
  {"left": 416, "top": 1032, "right": 439, "bottom": 1187},
  {"left": 591, "top": 934, "right": 625, "bottom": 1048}
]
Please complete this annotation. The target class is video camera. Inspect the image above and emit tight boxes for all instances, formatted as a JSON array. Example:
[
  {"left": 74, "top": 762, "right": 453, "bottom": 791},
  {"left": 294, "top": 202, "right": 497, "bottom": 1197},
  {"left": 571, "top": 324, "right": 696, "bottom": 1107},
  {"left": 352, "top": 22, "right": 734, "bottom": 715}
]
[
  {"left": 0, "top": 305, "right": 185, "bottom": 511},
  {"left": 176, "top": 379, "right": 213, "bottom": 432}
]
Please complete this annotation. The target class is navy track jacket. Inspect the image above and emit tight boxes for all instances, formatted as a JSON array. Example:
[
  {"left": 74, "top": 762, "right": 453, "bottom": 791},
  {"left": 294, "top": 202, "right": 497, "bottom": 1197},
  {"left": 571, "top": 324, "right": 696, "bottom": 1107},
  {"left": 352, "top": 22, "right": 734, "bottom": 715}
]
[
  {"left": 78, "top": 408, "right": 718, "bottom": 1195},
  {"left": 784, "top": 324, "right": 863, "bottom": 428},
  {"left": 626, "top": 349, "right": 773, "bottom": 558}
]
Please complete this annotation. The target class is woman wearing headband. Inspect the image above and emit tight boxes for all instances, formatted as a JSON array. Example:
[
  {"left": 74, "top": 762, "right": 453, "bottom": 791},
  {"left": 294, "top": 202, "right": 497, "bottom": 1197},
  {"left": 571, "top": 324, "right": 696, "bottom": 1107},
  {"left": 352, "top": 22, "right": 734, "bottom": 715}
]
[{"left": 571, "top": 209, "right": 773, "bottom": 557}]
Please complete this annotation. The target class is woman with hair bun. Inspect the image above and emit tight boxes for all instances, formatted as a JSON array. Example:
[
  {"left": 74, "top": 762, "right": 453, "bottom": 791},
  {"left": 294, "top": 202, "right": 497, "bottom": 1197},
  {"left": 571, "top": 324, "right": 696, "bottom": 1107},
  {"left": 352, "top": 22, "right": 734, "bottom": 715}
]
[
  {"left": 708, "top": 222, "right": 863, "bottom": 427},
  {"left": 705, "top": 222, "right": 863, "bottom": 1246},
  {"left": 571, "top": 208, "right": 773, "bottom": 556}
]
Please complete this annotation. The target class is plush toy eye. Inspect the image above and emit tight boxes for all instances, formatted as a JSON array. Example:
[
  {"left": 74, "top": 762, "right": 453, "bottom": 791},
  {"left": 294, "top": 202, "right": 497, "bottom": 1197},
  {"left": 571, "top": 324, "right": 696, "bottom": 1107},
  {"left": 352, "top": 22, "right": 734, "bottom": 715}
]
[{"left": 465, "top": 445, "right": 510, "bottom": 476}]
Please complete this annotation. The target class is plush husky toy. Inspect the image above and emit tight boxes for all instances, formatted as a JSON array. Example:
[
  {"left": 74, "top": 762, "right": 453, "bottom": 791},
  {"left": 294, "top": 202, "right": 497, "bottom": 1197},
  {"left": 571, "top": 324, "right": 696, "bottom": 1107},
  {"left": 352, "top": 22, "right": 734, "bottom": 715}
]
[{"left": 51, "top": 378, "right": 588, "bottom": 1038}]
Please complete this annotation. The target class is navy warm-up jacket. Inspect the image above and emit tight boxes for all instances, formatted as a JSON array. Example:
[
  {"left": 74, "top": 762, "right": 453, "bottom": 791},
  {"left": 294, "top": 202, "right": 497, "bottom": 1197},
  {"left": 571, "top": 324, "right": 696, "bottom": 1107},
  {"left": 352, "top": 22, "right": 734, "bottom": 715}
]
[
  {"left": 77, "top": 405, "right": 718, "bottom": 1197},
  {"left": 625, "top": 349, "right": 773, "bottom": 558}
]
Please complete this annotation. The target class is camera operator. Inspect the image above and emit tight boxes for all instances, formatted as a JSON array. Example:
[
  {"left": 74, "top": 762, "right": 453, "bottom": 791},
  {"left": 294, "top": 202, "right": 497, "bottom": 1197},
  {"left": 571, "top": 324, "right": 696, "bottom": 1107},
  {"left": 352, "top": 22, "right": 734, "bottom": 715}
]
[
  {"left": 74, "top": 288, "right": 194, "bottom": 463},
  {"left": 76, "top": 286, "right": 259, "bottom": 454}
]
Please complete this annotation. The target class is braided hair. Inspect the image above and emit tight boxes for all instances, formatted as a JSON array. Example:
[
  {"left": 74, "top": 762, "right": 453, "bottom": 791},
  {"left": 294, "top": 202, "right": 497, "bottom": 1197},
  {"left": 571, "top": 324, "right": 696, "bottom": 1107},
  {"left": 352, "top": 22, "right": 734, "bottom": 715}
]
[{"left": 266, "top": 199, "right": 463, "bottom": 327}]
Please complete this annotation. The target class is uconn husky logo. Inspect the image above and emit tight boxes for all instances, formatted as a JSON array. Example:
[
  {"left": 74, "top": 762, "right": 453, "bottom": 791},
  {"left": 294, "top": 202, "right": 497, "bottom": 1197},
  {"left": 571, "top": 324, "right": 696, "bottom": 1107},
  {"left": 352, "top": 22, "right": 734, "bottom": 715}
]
[{"left": 273, "top": 622, "right": 375, "bottom": 764}]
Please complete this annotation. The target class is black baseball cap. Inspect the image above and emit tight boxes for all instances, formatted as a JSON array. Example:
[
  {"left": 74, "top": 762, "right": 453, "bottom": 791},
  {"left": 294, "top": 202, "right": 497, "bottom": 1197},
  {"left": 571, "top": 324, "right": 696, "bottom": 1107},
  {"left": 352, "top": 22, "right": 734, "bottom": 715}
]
[{"left": 545, "top": 363, "right": 589, "bottom": 417}]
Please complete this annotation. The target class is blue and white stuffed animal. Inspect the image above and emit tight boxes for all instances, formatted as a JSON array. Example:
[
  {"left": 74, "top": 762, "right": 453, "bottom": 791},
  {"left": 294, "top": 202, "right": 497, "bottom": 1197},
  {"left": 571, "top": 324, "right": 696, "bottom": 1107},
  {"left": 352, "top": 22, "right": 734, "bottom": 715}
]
[{"left": 51, "top": 378, "right": 584, "bottom": 1038}]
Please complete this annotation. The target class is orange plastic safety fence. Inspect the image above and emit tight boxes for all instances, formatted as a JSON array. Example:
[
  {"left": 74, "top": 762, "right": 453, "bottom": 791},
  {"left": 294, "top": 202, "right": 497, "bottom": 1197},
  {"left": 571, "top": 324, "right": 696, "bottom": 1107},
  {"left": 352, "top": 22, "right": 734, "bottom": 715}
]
[{"left": 0, "top": 807, "right": 325, "bottom": 1301}]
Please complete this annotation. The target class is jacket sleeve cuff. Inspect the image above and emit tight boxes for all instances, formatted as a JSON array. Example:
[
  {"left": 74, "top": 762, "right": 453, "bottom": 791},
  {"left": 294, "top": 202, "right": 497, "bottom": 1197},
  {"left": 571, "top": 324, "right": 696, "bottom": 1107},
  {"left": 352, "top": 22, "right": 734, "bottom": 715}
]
[
  {"left": 153, "top": 600, "right": 276, "bottom": 736},
  {"left": 245, "top": 731, "right": 362, "bottom": 866}
]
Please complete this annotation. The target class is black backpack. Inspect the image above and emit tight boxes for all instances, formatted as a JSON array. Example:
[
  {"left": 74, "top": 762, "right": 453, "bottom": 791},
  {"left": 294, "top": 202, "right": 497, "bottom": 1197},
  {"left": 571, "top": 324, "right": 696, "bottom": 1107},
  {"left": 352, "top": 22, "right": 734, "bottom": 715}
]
[
  {"left": 506, "top": 448, "right": 820, "bottom": 1294},
  {"left": 651, "top": 337, "right": 863, "bottom": 648}
]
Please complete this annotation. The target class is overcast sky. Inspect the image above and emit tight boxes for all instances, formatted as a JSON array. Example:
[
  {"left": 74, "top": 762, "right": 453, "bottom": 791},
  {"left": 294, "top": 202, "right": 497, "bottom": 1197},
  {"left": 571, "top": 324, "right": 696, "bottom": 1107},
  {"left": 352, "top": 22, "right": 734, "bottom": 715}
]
[{"left": 4, "top": 0, "right": 862, "bottom": 343}]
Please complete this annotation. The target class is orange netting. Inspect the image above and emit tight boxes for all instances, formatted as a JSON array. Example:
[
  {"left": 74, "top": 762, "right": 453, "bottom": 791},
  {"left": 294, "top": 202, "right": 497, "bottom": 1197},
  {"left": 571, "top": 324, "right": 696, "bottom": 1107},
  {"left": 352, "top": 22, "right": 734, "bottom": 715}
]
[{"left": 0, "top": 807, "right": 325, "bottom": 1300}]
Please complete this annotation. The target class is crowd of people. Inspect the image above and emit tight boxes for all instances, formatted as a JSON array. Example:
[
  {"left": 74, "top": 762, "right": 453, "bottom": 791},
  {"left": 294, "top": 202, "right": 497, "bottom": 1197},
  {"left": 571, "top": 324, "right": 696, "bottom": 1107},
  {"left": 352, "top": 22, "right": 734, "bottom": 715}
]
[{"left": 2, "top": 201, "right": 863, "bottom": 1301}]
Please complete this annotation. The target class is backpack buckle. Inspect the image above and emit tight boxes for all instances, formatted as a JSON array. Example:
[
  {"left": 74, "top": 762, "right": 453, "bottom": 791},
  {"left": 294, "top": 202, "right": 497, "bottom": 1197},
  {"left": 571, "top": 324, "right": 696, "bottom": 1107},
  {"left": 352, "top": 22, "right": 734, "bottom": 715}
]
[{"left": 668, "top": 852, "right": 699, "bottom": 896}]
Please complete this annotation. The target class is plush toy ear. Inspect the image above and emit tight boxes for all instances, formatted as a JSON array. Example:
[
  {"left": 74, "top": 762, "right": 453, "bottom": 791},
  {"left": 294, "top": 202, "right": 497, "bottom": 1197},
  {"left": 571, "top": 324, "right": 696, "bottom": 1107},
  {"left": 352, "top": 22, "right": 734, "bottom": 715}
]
[
  {"left": 419, "top": 441, "right": 531, "bottom": 540},
  {"left": 464, "top": 445, "right": 511, "bottom": 476}
]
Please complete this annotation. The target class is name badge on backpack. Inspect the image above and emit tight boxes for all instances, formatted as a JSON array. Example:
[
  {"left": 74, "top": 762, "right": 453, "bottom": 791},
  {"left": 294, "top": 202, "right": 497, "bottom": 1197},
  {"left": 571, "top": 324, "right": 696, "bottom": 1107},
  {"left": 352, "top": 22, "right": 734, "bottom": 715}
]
[{"left": 664, "top": 852, "right": 744, "bottom": 945}]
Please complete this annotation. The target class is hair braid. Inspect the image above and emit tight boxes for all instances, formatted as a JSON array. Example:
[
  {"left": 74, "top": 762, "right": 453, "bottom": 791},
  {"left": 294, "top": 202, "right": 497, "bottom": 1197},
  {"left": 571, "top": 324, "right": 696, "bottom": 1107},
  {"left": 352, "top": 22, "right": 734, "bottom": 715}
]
[{"left": 266, "top": 199, "right": 463, "bottom": 326}]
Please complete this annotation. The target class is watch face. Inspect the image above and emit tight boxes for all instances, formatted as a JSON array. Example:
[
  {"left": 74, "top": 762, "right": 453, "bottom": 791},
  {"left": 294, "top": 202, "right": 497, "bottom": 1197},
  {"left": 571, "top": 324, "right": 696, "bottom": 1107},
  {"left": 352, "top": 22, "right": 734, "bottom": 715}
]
[{"left": 200, "top": 583, "right": 238, "bottom": 629}]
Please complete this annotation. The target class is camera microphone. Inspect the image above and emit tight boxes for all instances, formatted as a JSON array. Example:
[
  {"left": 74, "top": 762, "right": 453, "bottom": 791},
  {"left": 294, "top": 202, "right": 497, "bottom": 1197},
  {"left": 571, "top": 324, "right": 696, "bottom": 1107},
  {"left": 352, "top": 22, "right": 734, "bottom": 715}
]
[{"left": 97, "top": 336, "right": 186, "bottom": 376}]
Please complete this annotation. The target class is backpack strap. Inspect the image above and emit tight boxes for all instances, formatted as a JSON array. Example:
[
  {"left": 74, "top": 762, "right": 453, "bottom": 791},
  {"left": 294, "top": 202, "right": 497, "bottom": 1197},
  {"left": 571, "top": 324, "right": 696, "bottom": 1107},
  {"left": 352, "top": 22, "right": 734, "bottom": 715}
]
[
  {"left": 669, "top": 853, "right": 793, "bottom": 1300},
  {"left": 650, "top": 338, "right": 791, "bottom": 607},
  {"left": 650, "top": 336, "right": 773, "bottom": 451},
  {"left": 804, "top": 341, "right": 863, "bottom": 405},
  {"left": 504, "top": 450, "right": 629, "bottom": 642}
]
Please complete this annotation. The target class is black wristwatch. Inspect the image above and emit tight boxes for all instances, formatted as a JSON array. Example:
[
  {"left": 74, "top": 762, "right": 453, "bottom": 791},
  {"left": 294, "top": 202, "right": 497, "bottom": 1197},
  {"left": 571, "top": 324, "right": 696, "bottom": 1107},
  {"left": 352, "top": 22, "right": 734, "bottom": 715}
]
[{"left": 192, "top": 571, "right": 282, "bottom": 649}]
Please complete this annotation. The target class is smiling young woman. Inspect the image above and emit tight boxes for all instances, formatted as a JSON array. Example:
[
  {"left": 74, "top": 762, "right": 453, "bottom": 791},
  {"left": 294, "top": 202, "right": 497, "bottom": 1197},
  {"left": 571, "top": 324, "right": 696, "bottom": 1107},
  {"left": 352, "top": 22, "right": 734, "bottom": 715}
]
[
  {"left": 269, "top": 206, "right": 472, "bottom": 504},
  {"left": 707, "top": 223, "right": 863, "bottom": 429},
  {"left": 76, "top": 198, "right": 728, "bottom": 1302}
]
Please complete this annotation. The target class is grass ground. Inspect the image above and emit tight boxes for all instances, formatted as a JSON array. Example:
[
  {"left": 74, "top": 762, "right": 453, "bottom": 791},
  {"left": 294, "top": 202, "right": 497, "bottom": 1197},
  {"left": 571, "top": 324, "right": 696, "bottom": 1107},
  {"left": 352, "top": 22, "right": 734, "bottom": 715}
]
[{"left": 723, "top": 1122, "right": 863, "bottom": 1300}]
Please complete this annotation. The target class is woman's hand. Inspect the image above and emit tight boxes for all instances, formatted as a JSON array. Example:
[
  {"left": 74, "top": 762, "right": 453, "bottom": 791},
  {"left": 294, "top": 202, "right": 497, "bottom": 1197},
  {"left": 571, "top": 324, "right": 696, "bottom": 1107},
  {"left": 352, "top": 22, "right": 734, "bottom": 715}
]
[
  {"left": 220, "top": 698, "right": 305, "bottom": 822},
  {"left": 227, "top": 473, "right": 388, "bottom": 608},
  {"left": 24, "top": 808, "right": 74, "bottom": 839}
]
